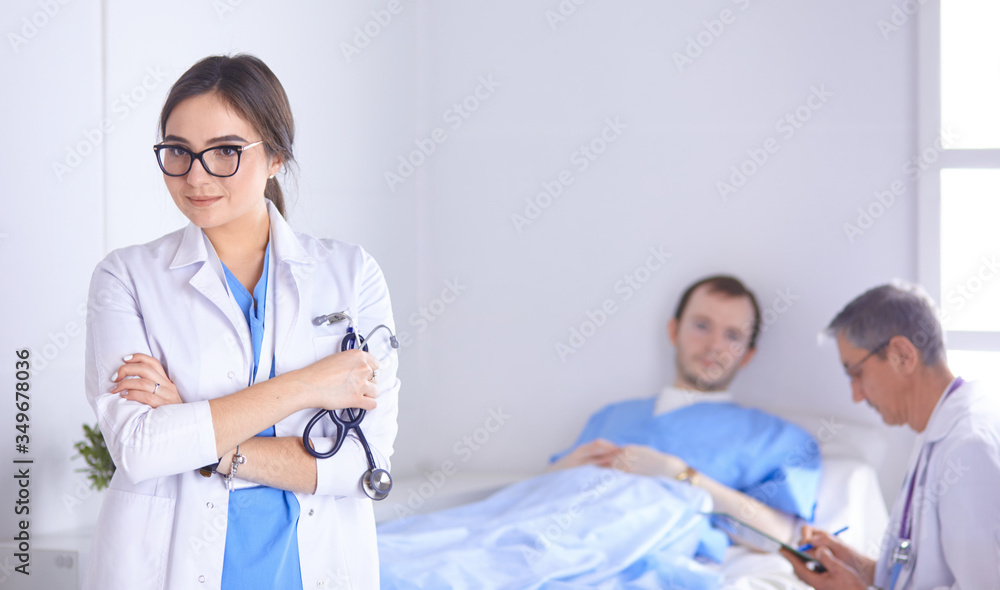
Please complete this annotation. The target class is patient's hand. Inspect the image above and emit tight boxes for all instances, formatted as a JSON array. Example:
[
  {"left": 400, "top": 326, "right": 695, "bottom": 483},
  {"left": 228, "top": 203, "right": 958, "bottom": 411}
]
[
  {"left": 548, "top": 439, "right": 619, "bottom": 471},
  {"left": 611, "top": 445, "right": 686, "bottom": 478}
]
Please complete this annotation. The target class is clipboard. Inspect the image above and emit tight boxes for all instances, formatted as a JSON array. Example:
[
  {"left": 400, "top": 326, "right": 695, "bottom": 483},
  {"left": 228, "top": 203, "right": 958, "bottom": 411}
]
[{"left": 704, "top": 511, "right": 828, "bottom": 573}]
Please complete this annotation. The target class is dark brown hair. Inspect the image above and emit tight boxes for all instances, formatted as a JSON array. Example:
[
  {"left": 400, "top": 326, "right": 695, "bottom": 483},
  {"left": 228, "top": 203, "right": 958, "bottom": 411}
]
[
  {"left": 158, "top": 54, "right": 295, "bottom": 216},
  {"left": 673, "top": 275, "right": 763, "bottom": 349}
]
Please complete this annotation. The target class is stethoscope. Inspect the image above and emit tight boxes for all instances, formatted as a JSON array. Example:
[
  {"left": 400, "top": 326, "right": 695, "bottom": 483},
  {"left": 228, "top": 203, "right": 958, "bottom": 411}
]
[
  {"left": 889, "top": 376, "right": 964, "bottom": 590},
  {"left": 305, "top": 311, "right": 398, "bottom": 501}
]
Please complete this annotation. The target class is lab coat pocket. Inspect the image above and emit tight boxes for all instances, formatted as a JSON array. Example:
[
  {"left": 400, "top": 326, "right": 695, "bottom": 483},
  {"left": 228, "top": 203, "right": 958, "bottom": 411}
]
[{"left": 85, "top": 489, "right": 175, "bottom": 590}]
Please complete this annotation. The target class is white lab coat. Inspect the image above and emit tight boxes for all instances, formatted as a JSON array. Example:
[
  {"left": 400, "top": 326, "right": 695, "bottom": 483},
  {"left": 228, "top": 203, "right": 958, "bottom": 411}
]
[
  {"left": 873, "top": 379, "right": 1000, "bottom": 590},
  {"left": 82, "top": 201, "right": 399, "bottom": 590}
]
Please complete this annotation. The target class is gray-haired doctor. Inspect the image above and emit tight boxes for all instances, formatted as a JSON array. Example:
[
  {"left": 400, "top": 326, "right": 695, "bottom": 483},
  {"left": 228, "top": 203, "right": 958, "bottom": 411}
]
[{"left": 782, "top": 282, "right": 1000, "bottom": 590}]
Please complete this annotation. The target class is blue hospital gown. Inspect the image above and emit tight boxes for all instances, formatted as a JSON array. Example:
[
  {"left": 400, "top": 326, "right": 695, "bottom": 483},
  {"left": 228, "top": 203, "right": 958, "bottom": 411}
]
[{"left": 551, "top": 397, "right": 821, "bottom": 521}]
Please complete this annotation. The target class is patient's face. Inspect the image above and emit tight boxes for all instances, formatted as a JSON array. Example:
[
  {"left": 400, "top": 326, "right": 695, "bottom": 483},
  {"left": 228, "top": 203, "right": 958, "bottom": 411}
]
[{"left": 669, "top": 286, "right": 756, "bottom": 391}]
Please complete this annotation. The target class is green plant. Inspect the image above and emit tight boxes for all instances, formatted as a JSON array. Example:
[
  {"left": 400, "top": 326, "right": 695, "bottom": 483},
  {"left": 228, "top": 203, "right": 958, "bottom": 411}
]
[{"left": 72, "top": 423, "right": 115, "bottom": 491}]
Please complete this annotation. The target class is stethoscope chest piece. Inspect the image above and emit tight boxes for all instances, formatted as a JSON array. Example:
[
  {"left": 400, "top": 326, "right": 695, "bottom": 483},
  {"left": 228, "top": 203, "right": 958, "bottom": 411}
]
[
  {"left": 363, "top": 468, "right": 392, "bottom": 501},
  {"left": 309, "top": 311, "right": 399, "bottom": 501}
]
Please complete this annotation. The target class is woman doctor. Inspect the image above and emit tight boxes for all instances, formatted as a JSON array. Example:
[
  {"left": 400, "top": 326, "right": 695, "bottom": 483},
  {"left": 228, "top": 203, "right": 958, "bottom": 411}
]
[{"left": 83, "top": 54, "right": 399, "bottom": 590}]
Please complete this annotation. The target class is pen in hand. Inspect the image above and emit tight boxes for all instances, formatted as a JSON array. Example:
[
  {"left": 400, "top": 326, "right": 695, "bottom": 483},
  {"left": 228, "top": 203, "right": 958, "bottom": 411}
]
[{"left": 798, "top": 526, "right": 849, "bottom": 552}]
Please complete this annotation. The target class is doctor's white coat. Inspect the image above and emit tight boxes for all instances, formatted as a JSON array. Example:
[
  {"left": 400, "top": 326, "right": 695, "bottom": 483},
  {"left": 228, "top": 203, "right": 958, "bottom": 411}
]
[
  {"left": 82, "top": 201, "right": 399, "bottom": 590},
  {"left": 874, "top": 379, "right": 1000, "bottom": 590}
]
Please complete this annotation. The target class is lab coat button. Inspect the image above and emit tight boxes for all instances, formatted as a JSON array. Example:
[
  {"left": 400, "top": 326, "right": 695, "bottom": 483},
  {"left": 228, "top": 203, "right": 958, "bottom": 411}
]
[
  {"left": 198, "top": 575, "right": 206, "bottom": 583},
  {"left": 317, "top": 581, "right": 326, "bottom": 588},
  {"left": 308, "top": 508, "right": 315, "bottom": 516},
  {"left": 227, "top": 371, "right": 235, "bottom": 379},
  {"left": 206, "top": 502, "right": 214, "bottom": 509}
]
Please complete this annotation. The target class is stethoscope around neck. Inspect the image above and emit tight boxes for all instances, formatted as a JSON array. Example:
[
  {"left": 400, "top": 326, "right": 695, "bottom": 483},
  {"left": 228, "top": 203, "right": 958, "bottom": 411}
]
[{"left": 305, "top": 311, "right": 398, "bottom": 501}]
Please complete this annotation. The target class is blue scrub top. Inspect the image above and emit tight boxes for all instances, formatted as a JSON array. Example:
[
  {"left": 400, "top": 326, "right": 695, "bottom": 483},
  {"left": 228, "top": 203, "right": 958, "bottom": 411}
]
[{"left": 220, "top": 243, "right": 303, "bottom": 590}]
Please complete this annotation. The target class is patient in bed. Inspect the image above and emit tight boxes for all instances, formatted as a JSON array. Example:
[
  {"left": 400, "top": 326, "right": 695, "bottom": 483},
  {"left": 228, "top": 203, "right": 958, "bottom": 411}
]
[
  {"left": 549, "top": 275, "right": 821, "bottom": 545},
  {"left": 378, "top": 276, "right": 820, "bottom": 589}
]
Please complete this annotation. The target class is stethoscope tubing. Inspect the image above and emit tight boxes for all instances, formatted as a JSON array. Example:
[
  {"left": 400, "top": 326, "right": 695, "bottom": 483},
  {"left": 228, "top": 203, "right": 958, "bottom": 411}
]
[{"left": 302, "top": 315, "right": 397, "bottom": 500}]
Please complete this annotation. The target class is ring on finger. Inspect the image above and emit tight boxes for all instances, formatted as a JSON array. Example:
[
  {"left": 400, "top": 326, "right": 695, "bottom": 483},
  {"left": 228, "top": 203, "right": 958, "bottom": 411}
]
[
  {"left": 370, "top": 369, "right": 379, "bottom": 382},
  {"left": 153, "top": 383, "right": 161, "bottom": 394}
]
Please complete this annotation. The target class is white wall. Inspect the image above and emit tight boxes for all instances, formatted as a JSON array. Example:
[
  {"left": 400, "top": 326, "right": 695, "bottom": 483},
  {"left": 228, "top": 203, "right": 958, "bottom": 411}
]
[
  {"left": 1, "top": 0, "right": 919, "bottom": 538},
  {"left": 1, "top": 0, "right": 106, "bottom": 538},
  {"left": 403, "top": 0, "right": 918, "bottom": 500}
]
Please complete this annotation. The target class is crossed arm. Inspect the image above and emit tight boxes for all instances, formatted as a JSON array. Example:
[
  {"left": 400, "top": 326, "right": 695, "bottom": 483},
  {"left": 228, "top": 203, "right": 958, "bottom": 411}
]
[{"left": 108, "top": 351, "right": 379, "bottom": 494}]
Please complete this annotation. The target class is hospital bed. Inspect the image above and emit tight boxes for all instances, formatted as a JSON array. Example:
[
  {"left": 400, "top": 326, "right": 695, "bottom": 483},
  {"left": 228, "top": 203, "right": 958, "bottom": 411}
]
[{"left": 374, "top": 416, "right": 889, "bottom": 589}]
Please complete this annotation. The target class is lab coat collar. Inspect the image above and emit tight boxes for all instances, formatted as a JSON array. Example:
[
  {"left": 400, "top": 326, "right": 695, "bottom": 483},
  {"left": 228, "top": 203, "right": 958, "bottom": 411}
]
[
  {"left": 169, "top": 223, "right": 210, "bottom": 270},
  {"left": 919, "top": 377, "right": 969, "bottom": 444},
  {"left": 264, "top": 199, "right": 314, "bottom": 267},
  {"left": 165, "top": 200, "right": 315, "bottom": 371},
  {"left": 167, "top": 199, "right": 314, "bottom": 270},
  {"left": 653, "top": 386, "right": 734, "bottom": 416},
  {"left": 263, "top": 199, "right": 318, "bottom": 366}
]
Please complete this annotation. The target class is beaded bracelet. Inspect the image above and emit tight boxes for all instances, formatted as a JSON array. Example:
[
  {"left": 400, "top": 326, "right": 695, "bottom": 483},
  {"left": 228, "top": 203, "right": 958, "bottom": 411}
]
[{"left": 226, "top": 445, "right": 246, "bottom": 492}]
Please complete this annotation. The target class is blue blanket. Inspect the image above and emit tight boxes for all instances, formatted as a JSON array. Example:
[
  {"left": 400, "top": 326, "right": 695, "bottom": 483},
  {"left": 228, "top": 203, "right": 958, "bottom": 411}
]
[{"left": 377, "top": 466, "right": 727, "bottom": 589}]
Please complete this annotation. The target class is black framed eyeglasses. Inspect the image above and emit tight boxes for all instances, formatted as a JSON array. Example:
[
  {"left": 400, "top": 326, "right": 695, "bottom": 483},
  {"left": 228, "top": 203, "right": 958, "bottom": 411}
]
[
  {"left": 844, "top": 339, "right": 891, "bottom": 380},
  {"left": 152, "top": 141, "right": 264, "bottom": 177}
]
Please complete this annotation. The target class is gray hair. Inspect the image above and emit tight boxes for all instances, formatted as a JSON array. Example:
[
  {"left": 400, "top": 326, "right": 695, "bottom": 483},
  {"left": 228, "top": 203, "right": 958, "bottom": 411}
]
[{"left": 827, "top": 281, "right": 946, "bottom": 366}]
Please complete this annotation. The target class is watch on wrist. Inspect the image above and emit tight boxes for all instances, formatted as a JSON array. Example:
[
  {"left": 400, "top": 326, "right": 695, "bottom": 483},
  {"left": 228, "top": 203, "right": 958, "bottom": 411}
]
[{"left": 675, "top": 465, "right": 699, "bottom": 486}]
